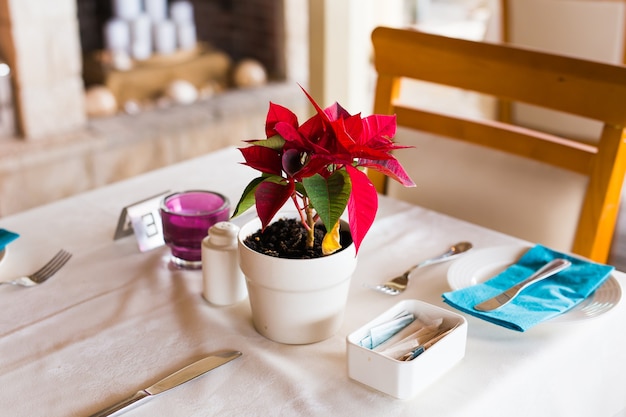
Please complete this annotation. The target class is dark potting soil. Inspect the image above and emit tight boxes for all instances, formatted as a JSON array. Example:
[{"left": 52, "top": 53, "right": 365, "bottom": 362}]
[{"left": 243, "top": 218, "right": 352, "bottom": 259}]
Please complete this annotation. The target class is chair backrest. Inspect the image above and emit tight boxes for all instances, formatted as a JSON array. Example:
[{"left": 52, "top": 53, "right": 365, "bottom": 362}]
[
  {"left": 499, "top": 0, "right": 626, "bottom": 140},
  {"left": 369, "top": 26, "right": 626, "bottom": 263}
]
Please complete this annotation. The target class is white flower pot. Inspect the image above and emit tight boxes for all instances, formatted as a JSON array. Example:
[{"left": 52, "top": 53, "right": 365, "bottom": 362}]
[{"left": 238, "top": 217, "right": 357, "bottom": 344}]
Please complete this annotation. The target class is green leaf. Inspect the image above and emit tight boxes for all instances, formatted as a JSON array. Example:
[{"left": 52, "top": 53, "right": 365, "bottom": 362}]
[
  {"left": 303, "top": 170, "right": 351, "bottom": 233},
  {"left": 231, "top": 176, "right": 265, "bottom": 218},
  {"left": 262, "top": 174, "right": 287, "bottom": 185},
  {"left": 295, "top": 182, "right": 307, "bottom": 197},
  {"left": 248, "top": 134, "right": 286, "bottom": 150}
]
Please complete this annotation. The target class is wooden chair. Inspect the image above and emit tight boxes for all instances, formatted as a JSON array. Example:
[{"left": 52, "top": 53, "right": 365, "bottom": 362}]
[{"left": 369, "top": 26, "right": 626, "bottom": 263}]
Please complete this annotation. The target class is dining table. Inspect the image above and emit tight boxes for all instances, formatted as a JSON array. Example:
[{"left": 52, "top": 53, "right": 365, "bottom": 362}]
[{"left": 0, "top": 146, "right": 624, "bottom": 417}]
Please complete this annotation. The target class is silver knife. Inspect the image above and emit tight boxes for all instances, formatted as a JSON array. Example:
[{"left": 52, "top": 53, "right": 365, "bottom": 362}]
[
  {"left": 89, "top": 350, "right": 242, "bottom": 417},
  {"left": 473, "top": 258, "right": 571, "bottom": 311}
]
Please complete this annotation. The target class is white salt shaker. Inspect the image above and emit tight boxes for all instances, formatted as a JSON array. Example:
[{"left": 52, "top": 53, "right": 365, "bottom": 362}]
[{"left": 202, "top": 221, "right": 247, "bottom": 305}]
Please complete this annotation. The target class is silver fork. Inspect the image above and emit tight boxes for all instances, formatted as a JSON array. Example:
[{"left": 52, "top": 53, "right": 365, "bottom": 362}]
[
  {"left": 370, "top": 242, "right": 472, "bottom": 295},
  {"left": 0, "top": 249, "right": 72, "bottom": 287}
]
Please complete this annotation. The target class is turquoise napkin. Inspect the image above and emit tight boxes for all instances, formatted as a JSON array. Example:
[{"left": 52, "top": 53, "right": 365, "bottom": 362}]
[
  {"left": 0, "top": 228, "right": 19, "bottom": 250},
  {"left": 442, "top": 244, "right": 614, "bottom": 331}
]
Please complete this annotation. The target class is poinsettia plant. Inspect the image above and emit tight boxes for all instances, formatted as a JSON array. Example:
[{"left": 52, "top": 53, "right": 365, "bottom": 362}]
[{"left": 232, "top": 86, "right": 415, "bottom": 255}]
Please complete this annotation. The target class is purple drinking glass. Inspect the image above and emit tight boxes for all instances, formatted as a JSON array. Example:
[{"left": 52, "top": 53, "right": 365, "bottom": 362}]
[{"left": 160, "top": 190, "right": 230, "bottom": 269}]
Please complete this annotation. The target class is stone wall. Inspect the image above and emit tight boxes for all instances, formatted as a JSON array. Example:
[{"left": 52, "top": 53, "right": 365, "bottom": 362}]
[{"left": 0, "top": 0, "right": 86, "bottom": 139}]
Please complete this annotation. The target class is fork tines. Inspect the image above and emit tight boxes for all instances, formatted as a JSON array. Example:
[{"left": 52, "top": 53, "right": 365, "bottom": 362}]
[
  {"left": 375, "top": 285, "right": 402, "bottom": 296},
  {"left": 31, "top": 250, "right": 72, "bottom": 283}
]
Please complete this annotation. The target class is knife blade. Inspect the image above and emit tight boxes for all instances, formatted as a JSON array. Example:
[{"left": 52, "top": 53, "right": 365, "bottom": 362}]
[
  {"left": 473, "top": 258, "right": 571, "bottom": 312},
  {"left": 89, "top": 350, "right": 242, "bottom": 417}
]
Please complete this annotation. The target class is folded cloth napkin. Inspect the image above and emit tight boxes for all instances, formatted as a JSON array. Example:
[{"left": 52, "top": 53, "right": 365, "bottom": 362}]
[
  {"left": 0, "top": 228, "right": 19, "bottom": 251},
  {"left": 442, "top": 244, "right": 615, "bottom": 331}
]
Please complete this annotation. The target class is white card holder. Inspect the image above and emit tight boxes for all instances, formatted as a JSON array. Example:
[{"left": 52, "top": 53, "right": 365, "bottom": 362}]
[{"left": 114, "top": 191, "right": 170, "bottom": 252}]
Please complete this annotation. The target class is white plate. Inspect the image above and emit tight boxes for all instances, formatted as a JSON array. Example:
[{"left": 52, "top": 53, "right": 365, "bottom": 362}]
[{"left": 447, "top": 245, "right": 622, "bottom": 322}]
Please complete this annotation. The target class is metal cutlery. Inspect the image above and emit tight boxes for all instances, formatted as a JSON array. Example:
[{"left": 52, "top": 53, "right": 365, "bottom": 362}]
[
  {"left": 473, "top": 258, "right": 571, "bottom": 311},
  {"left": 371, "top": 242, "right": 473, "bottom": 295},
  {"left": 0, "top": 249, "right": 72, "bottom": 287},
  {"left": 89, "top": 350, "right": 242, "bottom": 417},
  {"left": 400, "top": 322, "right": 461, "bottom": 361}
]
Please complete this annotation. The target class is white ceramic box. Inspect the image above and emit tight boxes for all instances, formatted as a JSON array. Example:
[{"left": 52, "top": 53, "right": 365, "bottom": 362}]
[{"left": 346, "top": 299, "right": 467, "bottom": 399}]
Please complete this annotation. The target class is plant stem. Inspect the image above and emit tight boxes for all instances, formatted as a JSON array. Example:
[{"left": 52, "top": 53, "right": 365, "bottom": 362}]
[
  {"left": 292, "top": 194, "right": 310, "bottom": 230},
  {"left": 305, "top": 204, "right": 315, "bottom": 248}
]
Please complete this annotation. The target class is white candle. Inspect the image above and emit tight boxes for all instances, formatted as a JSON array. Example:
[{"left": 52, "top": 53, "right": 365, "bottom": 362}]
[
  {"left": 130, "top": 14, "right": 152, "bottom": 58},
  {"left": 112, "top": 0, "right": 142, "bottom": 20},
  {"left": 130, "top": 14, "right": 151, "bottom": 42},
  {"left": 170, "top": 1, "right": 194, "bottom": 23},
  {"left": 176, "top": 22, "right": 197, "bottom": 50},
  {"left": 145, "top": 0, "right": 168, "bottom": 21},
  {"left": 153, "top": 20, "right": 176, "bottom": 55},
  {"left": 131, "top": 41, "right": 152, "bottom": 60},
  {"left": 104, "top": 18, "right": 130, "bottom": 53}
]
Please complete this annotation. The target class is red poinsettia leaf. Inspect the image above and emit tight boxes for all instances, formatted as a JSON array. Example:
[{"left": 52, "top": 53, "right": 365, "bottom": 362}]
[
  {"left": 310, "top": 130, "right": 344, "bottom": 157},
  {"left": 361, "top": 114, "right": 397, "bottom": 145},
  {"left": 266, "top": 102, "right": 299, "bottom": 137},
  {"left": 294, "top": 154, "right": 334, "bottom": 179},
  {"left": 343, "top": 113, "right": 364, "bottom": 138},
  {"left": 255, "top": 180, "right": 295, "bottom": 229},
  {"left": 299, "top": 84, "right": 332, "bottom": 125},
  {"left": 239, "top": 146, "right": 283, "bottom": 175},
  {"left": 330, "top": 115, "right": 363, "bottom": 151},
  {"left": 345, "top": 165, "right": 379, "bottom": 254},
  {"left": 348, "top": 145, "right": 397, "bottom": 161},
  {"left": 361, "top": 158, "right": 416, "bottom": 187},
  {"left": 298, "top": 112, "right": 325, "bottom": 141},
  {"left": 293, "top": 115, "right": 339, "bottom": 157},
  {"left": 274, "top": 121, "right": 308, "bottom": 148},
  {"left": 324, "top": 102, "right": 351, "bottom": 121}
]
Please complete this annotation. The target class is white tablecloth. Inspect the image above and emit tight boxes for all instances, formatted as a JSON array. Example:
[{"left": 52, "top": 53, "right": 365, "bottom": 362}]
[{"left": 1, "top": 147, "right": 624, "bottom": 417}]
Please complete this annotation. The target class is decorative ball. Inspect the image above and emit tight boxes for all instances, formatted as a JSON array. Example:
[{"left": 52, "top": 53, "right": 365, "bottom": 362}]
[
  {"left": 165, "top": 79, "right": 198, "bottom": 105},
  {"left": 110, "top": 50, "right": 133, "bottom": 71},
  {"left": 233, "top": 59, "right": 267, "bottom": 88},
  {"left": 123, "top": 100, "right": 141, "bottom": 115},
  {"left": 85, "top": 85, "right": 117, "bottom": 117}
]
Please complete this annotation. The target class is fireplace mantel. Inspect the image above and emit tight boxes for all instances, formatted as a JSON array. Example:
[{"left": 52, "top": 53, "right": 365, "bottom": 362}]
[
  {"left": 0, "top": 83, "right": 306, "bottom": 216},
  {"left": 0, "top": 0, "right": 308, "bottom": 216}
]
